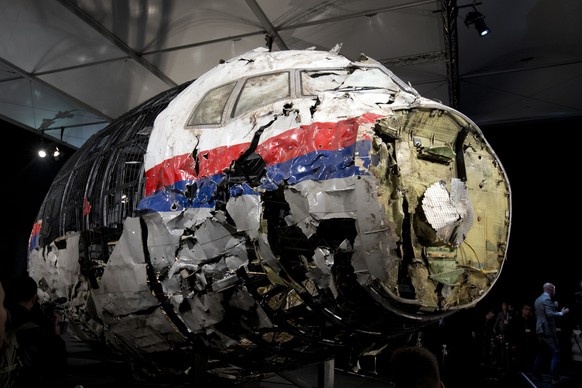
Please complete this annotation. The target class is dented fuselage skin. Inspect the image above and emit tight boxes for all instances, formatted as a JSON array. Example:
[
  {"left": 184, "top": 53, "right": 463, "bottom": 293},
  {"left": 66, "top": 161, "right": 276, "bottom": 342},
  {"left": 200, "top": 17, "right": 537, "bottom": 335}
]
[{"left": 28, "top": 47, "right": 511, "bottom": 378}]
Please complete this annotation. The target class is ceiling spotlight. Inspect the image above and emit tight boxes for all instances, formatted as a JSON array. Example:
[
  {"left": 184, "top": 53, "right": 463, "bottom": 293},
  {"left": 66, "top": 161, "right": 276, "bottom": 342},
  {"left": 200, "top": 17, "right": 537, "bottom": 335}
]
[
  {"left": 465, "top": 7, "right": 490, "bottom": 37},
  {"left": 53, "top": 146, "right": 64, "bottom": 160},
  {"left": 38, "top": 129, "right": 47, "bottom": 158}
]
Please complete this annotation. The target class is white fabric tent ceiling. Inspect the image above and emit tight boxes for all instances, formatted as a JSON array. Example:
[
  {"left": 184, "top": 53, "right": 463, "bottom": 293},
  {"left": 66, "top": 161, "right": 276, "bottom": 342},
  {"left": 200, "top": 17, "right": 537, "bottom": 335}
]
[{"left": 1, "top": 0, "right": 581, "bottom": 150}]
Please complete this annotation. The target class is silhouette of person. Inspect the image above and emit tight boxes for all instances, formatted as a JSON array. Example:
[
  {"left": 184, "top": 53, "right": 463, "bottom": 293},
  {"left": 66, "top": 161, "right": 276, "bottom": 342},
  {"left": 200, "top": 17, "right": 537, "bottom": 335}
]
[
  {"left": 493, "top": 301, "right": 513, "bottom": 341},
  {"left": 0, "top": 280, "right": 7, "bottom": 356},
  {"left": 388, "top": 345, "right": 445, "bottom": 388},
  {"left": 4, "top": 275, "right": 67, "bottom": 387},
  {"left": 509, "top": 303, "right": 536, "bottom": 371},
  {"left": 475, "top": 307, "right": 497, "bottom": 370},
  {"left": 533, "top": 282, "right": 569, "bottom": 384}
]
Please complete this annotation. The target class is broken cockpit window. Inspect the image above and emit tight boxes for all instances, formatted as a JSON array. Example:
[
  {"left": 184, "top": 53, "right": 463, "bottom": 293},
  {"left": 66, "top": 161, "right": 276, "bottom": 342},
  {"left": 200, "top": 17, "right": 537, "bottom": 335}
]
[
  {"left": 187, "top": 81, "right": 236, "bottom": 126},
  {"left": 301, "top": 67, "right": 400, "bottom": 95},
  {"left": 232, "top": 72, "right": 290, "bottom": 118}
]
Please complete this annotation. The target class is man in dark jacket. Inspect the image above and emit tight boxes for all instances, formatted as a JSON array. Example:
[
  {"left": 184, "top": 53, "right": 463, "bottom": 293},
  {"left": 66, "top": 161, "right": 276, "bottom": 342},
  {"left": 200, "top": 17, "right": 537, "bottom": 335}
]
[
  {"left": 5, "top": 275, "right": 67, "bottom": 387},
  {"left": 508, "top": 303, "right": 536, "bottom": 371},
  {"left": 0, "top": 280, "right": 7, "bottom": 356},
  {"left": 533, "top": 282, "right": 569, "bottom": 385}
]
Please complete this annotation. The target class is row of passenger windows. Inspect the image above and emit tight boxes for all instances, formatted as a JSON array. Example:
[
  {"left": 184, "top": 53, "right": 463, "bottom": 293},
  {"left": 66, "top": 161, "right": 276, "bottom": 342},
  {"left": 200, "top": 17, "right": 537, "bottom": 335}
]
[{"left": 186, "top": 67, "right": 397, "bottom": 127}]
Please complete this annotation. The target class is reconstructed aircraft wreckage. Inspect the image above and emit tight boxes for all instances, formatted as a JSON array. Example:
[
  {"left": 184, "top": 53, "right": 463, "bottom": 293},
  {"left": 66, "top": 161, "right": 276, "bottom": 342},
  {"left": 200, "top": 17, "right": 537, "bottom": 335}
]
[{"left": 28, "top": 46, "right": 511, "bottom": 382}]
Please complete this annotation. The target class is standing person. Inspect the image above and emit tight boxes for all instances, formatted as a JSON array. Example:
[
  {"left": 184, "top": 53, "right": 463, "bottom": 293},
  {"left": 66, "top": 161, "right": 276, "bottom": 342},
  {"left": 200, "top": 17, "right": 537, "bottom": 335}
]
[
  {"left": 4, "top": 275, "right": 67, "bottom": 387},
  {"left": 533, "top": 282, "right": 569, "bottom": 385},
  {"left": 475, "top": 307, "right": 497, "bottom": 372},
  {"left": 388, "top": 345, "right": 445, "bottom": 388},
  {"left": 509, "top": 303, "right": 536, "bottom": 371},
  {"left": 493, "top": 301, "right": 514, "bottom": 342},
  {"left": 493, "top": 301, "right": 514, "bottom": 372},
  {"left": 0, "top": 280, "right": 7, "bottom": 355}
]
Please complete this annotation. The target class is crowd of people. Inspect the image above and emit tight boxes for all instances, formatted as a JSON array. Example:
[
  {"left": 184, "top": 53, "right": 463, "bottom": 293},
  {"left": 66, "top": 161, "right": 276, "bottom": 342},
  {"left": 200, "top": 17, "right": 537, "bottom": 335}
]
[
  {"left": 375, "top": 280, "right": 577, "bottom": 388},
  {"left": 475, "top": 282, "right": 575, "bottom": 385},
  {"left": 409, "top": 282, "right": 579, "bottom": 387}
]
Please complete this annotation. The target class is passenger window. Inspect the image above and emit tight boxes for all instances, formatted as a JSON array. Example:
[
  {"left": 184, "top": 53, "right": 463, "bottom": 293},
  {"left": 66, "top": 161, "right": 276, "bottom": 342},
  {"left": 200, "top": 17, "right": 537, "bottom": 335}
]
[
  {"left": 187, "top": 82, "right": 236, "bottom": 126},
  {"left": 233, "top": 72, "right": 290, "bottom": 117}
]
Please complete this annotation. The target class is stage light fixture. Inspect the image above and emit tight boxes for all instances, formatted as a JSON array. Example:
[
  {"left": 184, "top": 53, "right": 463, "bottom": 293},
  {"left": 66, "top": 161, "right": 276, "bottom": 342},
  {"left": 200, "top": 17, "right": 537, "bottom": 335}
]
[
  {"left": 37, "top": 130, "right": 65, "bottom": 160},
  {"left": 38, "top": 129, "right": 47, "bottom": 158},
  {"left": 465, "top": 6, "right": 490, "bottom": 36}
]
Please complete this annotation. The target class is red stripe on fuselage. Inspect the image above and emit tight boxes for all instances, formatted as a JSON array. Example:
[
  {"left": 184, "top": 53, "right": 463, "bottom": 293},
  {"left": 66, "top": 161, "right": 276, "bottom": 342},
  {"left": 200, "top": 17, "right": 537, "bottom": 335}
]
[
  {"left": 256, "top": 118, "right": 360, "bottom": 164},
  {"left": 144, "top": 114, "right": 382, "bottom": 196}
]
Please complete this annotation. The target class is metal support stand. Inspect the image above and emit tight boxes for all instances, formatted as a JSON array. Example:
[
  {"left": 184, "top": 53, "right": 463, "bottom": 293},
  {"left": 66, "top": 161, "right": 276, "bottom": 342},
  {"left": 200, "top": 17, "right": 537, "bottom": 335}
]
[
  {"left": 277, "top": 358, "right": 336, "bottom": 388},
  {"left": 504, "top": 341, "right": 510, "bottom": 373},
  {"left": 190, "top": 338, "right": 208, "bottom": 387},
  {"left": 487, "top": 337, "right": 498, "bottom": 381},
  {"left": 441, "top": 343, "right": 448, "bottom": 378},
  {"left": 317, "top": 358, "right": 335, "bottom": 388}
]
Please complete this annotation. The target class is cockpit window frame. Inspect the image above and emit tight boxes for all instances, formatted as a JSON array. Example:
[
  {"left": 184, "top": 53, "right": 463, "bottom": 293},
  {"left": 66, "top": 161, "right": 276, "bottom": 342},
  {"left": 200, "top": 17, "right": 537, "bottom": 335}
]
[
  {"left": 185, "top": 64, "right": 400, "bottom": 129},
  {"left": 300, "top": 66, "right": 400, "bottom": 96},
  {"left": 300, "top": 68, "right": 349, "bottom": 96},
  {"left": 185, "top": 81, "right": 237, "bottom": 127},
  {"left": 231, "top": 71, "right": 291, "bottom": 119}
]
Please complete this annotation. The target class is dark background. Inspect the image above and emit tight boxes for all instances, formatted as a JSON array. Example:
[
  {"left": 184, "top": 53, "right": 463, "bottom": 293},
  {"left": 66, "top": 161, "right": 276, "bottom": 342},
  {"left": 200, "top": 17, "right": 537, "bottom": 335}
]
[
  {"left": 2, "top": 116, "right": 581, "bottom": 323},
  {"left": 1, "top": 126, "right": 75, "bottom": 278}
]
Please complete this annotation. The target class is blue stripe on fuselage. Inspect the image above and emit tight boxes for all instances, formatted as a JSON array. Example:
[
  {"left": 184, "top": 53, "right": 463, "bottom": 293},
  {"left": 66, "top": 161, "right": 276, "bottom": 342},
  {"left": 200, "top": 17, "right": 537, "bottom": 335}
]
[{"left": 137, "top": 139, "right": 372, "bottom": 213}]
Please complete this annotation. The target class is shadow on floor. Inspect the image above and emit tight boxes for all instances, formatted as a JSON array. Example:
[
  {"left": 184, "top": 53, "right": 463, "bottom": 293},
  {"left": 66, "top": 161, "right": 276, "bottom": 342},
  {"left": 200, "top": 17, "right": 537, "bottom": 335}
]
[{"left": 44, "top": 332, "right": 582, "bottom": 388}]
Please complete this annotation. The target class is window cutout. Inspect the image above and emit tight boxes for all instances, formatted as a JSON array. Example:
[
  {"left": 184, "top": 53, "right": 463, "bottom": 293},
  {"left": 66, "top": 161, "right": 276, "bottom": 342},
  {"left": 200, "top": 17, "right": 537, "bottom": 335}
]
[
  {"left": 188, "top": 82, "right": 236, "bottom": 126},
  {"left": 301, "top": 67, "right": 399, "bottom": 95},
  {"left": 301, "top": 70, "right": 350, "bottom": 95},
  {"left": 233, "top": 72, "right": 290, "bottom": 117}
]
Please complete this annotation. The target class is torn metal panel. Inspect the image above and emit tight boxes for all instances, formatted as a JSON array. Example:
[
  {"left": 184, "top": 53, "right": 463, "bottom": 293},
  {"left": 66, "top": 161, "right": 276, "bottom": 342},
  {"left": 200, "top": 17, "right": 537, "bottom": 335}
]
[
  {"left": 225, "top": 193, "right": 262, "bottom": 239},
  {"left": 27, "top": 47, "right": 511, "bottom": 381},
  {"left": 88, "top": 217, "right": 172, "bottom": 353},
  {"left": 307, "top": 247, "right": 338, "bottom": 298},
  {"left": 104, "top": 308, "right": 188, "bottom": 355},
  {"left": 142, "top": 212, "right": 183, "bottom": 275},
  {"left": 283, "top": 178, "right": 362, "bottom": 238},
  {"left": 351, "top": 175, "right": 399, "bottom": 285},
  {"left": 178, "top": 293, "right": 226, "bottom": 332},
  {"left": 29, "top": 232, "right": 82, "bottom": 301},
  {"left": 422, "top": 178, "right": 474, "bottom": 246}
]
